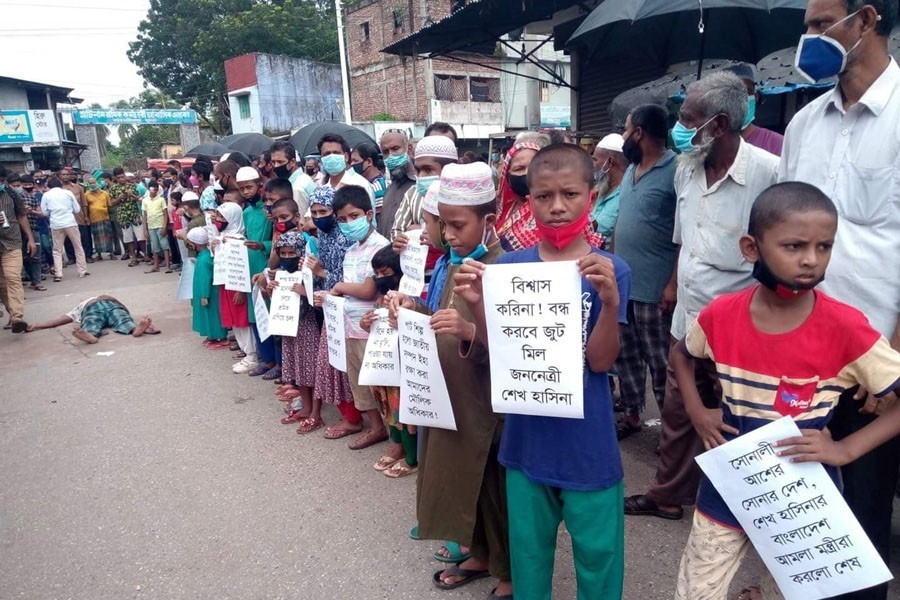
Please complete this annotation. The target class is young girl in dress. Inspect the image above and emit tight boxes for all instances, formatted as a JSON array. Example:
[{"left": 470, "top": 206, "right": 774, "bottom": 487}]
[{"left": 187, "top": 227, "right": 228, "bottom": 348}]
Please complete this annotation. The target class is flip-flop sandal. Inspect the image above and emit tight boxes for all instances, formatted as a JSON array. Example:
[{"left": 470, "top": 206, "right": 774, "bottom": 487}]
[
  {"left": 348, "top": 429, "right": 389, "bottom": 450},
  {"left": 323, "top": 425, "right": 362, "bottom": 440},
  {"left": 623, "top": 494, "right": 683, "bottom": 520},
  {"left": 433, "top": 541, "right": 471, "bottom": 564},
  {"left": 384, "top": 461, "right": 418, "bottom": 479},
  {"left": 296, "top": 417, "right": 324, "bottom": 434},
  {"left": 281, "top": 411, "right": 306, "bottom": 425},
  {"left": 261, "top": 367, "right": 282, "bottom": 381},
  {"left": 374, "top": 455, "right": 402, "bottom": 472},
  {"left": 11, "top": 321, "right": 29, "bottom": 333},
  {"left": 229, "top": 342, "right": 241, "bottom": 351},
  {"left": 144, "top": 269, "right": 159, "bottom": 274},
  {"left": 248, "top": 364, "right": 271, "bottom": 377},
  {"left": 30, "top": 285, "right": 47, "bottom": 291},
  {"left": 490, "top": 586, "right": 514, "bottom": 599},
  {"left": 143, "top": 327, "right": 161, "bottom": 335},
  {"left": 616, "top": 422, "right": 642, "bottom": 440},
  {"left": 432, "top": 566, "right": 490, "bottom": 591},
  {"left": 409, "top": 525, "right": 421, "bottom": 540}
]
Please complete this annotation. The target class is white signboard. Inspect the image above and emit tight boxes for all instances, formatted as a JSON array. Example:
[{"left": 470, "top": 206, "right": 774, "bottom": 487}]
[
  {"left": 323, "top": 295, "right": 347, "bottom": 372},
  {"left": 482, "top": 261, "right": 584, "bottom": 418},
  {"left": 222, "top": 239, "right": 251, "bottom": 293},
  {"left": 696, "top": 417, "right": 892, "bottom": 600},
  {"left": 301, "top": 264, "right": 315, "bottom": 300},
  {"left": 212, "top": 238, "right": 227, "bottom": 286},
  {"left": 175, "top": 256, "right": 195, "bottom": 301},
  {"left": 358, "top": 308, "right": 401, "bottom": 386},
  {"left": 398, "top": 308, "right": 456, "bottom": 431},
  {"left": 268, "top": 271, "right": 302, "bottom": 337},
  {"left": 399, "top": 229, "right": 428, "bottom": 296},
  {"left": 252, "top": 285, "right": 271, "bottom": 343}
]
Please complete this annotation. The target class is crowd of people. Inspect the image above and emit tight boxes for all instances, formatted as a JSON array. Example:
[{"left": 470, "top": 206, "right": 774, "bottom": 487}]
[{"left": 2, "top": 2, "right": 900, "bottom": 599}]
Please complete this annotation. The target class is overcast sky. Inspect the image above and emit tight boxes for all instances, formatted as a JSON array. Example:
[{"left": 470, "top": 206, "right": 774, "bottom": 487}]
[{"left": 1, "top": 0, "right": 150, "bottom": 107}]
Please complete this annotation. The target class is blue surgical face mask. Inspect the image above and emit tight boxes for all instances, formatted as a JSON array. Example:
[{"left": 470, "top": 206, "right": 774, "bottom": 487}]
[
  {"left": 671, "top": 116, "right": 717, "bottom": 154},
  {"left": 322, "top": 154, "right": 347, "bottom": 176},
  {"left": 743, "top": 96, "right": 756, "bottom": 130},
  {"left": 0, "top": 184, "right": 6, "bottom": 193},
  {"left": 449, "top": 219, "right": 490, "bottom": 265},
  {"left": 384, "top": 152, "right": 409, "bottom": 171},
  {"left": 794, "top": 10, "right": 863, "bottom": 84},
  {"left": 416, "top": 175, "right": 439, "bottom": 197},
  {"left": 338, "top": 214, "right": 371, "bottom": 242}
]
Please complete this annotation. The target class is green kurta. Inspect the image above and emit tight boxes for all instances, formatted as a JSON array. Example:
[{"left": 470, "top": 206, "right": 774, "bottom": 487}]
[
  {"left": 243, "top": 202, "right": 273, "bottom": 324},
  {"left": 192, "top": 249, "right": 228, "bottom": 340},
  {"left": 415, "top": 243, "right": 509, "bottom": 579}
]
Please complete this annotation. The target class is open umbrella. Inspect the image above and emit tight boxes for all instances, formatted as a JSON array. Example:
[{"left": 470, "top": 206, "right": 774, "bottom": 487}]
[
  {"left": 567, "top": 0, "right": 807, "bottom": 77},
  {"left": 289, "top": 122, "right": 376, "bottom": 159},
  {"left": 185, "top": 142, "right": 230, "bottom": 159},
  {"left": 219, "top": 133, "right": 273, "bottom": 159}
]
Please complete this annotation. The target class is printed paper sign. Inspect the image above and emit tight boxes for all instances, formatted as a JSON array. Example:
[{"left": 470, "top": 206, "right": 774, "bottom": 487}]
[
  {"left": 398, "top": 308, "right": 456, "bottom": 430},
  {"left": 323, "top": 295, "right": 347, "bottom": 372},
  {"left": 268, "top": 271, "right": 302, "bottom": 337},
  {"left": 222, "top": 239, "right": 251, "bottom": 292},
  {"left": 399, "top": 229, "right": 428, "bottom": 296},
  {"left": 482, "top": 261, "right": 584, "bottom": 418},
  {"left": 358, "top": 308, "right": 401, "bottom": 386},
  {"left": 212, "top": 238, "right": 227, "bottom": 286},
  {"left": 252, "top": 285, "right": 271, "bottom": 343},
  {"left": 176, "top": 256, "right": 195, "bottom": 301},
  {"left": 695, "top": 417, "right": 892, "bottom": 599},
  {"left": 301, "top": 264, "right": 315, "bottom": 301}
]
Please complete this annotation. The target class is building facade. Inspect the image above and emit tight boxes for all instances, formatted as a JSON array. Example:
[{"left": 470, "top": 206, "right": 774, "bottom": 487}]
[{"left": 225, "top": 53, "right": 343, "bottom": 136}]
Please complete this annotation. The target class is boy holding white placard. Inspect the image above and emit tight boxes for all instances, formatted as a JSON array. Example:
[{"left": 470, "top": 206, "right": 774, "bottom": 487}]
[
  {"left": 454, "top": 143, "right": 631, "bottom": 600},
  {"left": 670, "top": 182, "right": 900, "bottom": 600}
]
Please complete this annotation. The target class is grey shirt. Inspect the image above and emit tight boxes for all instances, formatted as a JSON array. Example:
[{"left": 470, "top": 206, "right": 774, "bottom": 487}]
[
  {"left": 613, "top": 150, "right": 678, "bottom": 304},
  {"left": 378, "top": 175, "right": 414, "bottom": 239}
]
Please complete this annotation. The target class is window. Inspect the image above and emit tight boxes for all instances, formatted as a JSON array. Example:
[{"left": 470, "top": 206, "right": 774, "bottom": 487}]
[
  {"left": 434, "top": 74, "right": 468, "bottom": 101},
  {"left": 237, "top": 95, "right": 250, "bottom": 119},
  {"left": 392, "top": 9, "right": 403, "bottom": 33},
  {"left": 360, "top": 21, "right": 369, "bottom": 41},
  {"left": 540, "top": 81, "right": 550, "bottom": 103},
  {"left": 470, "top": 77, "right": 500, "bottom": 103}
]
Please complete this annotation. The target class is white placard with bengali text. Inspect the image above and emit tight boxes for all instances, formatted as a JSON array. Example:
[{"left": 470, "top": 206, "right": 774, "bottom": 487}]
[
  {"left": 323, "top": 295, "right": 347, "bottom": 372},
  {"left": 482, "top": 261, "right": 584, "bottom": 418},
  {"left": 358, "top": 308, "right": 401, "bottom": 386},
  {"left": 695, "top": 417, "right": 891, "bottom": 599},
  {"left": 212, "top": 237, "right": 227, "bottom": 286},
  {"left": 399, "top": 229, "right": 428, "bottom": 296},
  {"left": 222, "top": 238, "right": 251, "bottom": 292},
  {"left": 267, "top": 271, "right": 302, "bottom": 337},
  {"left": 301, "top": 264, "right": 315, "bottom": 300},
  {"left": 398, "top": 308, "right": 456, "bottom": 431},
  {"left": 252, "top": 285, "right": 271, "bottom": 343},
  {"left": 176, "top": 256, "right": 195, "bottom": 300}
]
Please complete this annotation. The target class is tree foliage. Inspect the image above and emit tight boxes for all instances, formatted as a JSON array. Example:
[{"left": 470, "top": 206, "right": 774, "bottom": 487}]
[{"left": 128, "top": 0, "right": 339, "bottom": 134}]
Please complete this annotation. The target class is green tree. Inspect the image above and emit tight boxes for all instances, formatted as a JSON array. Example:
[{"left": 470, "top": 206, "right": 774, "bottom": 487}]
[{"left": 128, "top": 0, "right": 339, "bottom": 134}]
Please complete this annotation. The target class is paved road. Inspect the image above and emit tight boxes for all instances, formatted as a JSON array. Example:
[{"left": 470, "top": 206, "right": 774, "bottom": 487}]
[{"left": 1, "top": 260, "right": 897, "bottom": 599}]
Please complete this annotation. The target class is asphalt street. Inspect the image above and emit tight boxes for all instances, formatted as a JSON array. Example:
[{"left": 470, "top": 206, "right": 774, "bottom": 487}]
[{"left": 1, "top": 259, "right": 897, "bottom": 599}]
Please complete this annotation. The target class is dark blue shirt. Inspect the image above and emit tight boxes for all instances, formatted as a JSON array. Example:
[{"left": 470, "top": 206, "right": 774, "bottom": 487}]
[{"left": 496, "top": 246, "right": 631, "bottom": 491}]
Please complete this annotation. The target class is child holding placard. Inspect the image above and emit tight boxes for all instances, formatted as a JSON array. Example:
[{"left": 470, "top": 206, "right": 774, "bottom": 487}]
[
  {"left": 214, "top": 203, "right": 258, "bottom": 372},
  {"left": 186, "top": 226, "right": 228, "bottom": 349},
  {"left": 329, "top": 186, "right": 391, "bottom": 451},
  {"left": 668, "top": 183, "right": 900, "bottom": 600},
  {"left": 454, "top": 144, "right": 632, "bottom": 600},
  {"left": 361, "top": 246, "right": 418, "bottom": 478}
]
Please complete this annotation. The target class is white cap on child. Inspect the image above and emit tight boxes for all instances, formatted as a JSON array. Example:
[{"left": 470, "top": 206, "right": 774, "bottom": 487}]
[
  {"left": 236, "top": 166, "right": 259, "bottom": 182},
  {"left": 437, "top": 162, "right": 495, "bottom": 206},
  {"left": 414, "top": 135, "right": 459, "bottom": 161},
  {"left": 181, "top": 191, "right": 200, "bottom": 202},
  {"left": 187, "top": 227, "right": 209, "bottom": 246}
]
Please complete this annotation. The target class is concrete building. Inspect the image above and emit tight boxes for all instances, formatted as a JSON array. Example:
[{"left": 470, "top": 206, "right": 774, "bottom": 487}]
[
  {"left": 225, "top": 53, "right": 343, "bottom": 136},
  {"left": 346, "top": 0, "right": 506, "bottom": 141},
  {"left": 0, "top": 75, "right": 84, "bottom": 172}
]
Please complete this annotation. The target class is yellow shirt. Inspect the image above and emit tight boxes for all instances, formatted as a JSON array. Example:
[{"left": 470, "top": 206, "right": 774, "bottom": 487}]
[{"left": 85, "top": 190, "right": 111, "bottom": 224}]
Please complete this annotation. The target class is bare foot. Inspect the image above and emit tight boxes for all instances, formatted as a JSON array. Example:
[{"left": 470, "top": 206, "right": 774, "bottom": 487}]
[
  {"left": 132, "top": 316, "right": 153, "bottom": 337},
  {"left": 72, "top": 327, "right": 98, "bottom": 344}
]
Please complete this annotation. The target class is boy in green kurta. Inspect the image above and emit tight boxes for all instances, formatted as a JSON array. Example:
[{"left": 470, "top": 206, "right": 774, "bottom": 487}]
[
  {"left": 238, "top": 167, "right": 276, "bottom": 376},
  {"left": 187, "top": 227, "right": 228, "bottom": 344},
  {"left": 391, "top": 162, "right": 511, "bottom": 598}
]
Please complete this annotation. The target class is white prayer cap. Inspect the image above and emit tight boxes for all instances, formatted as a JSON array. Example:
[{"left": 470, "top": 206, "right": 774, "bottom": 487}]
[
  {"left": 236, "top": 166, "right": 259, "bottom": 182},
  {"left": 595, "top": 133, "right": 624, "bottom": 153},
  {"left": 421, "top": 181, "right": 441, "bottom": 216},
  {"left": 437, "top": 162, "right": 495, "bottom": 206},
  {"left": 181, "top": 191, "right": 200, "bottom": 202},
  {"left": 414, "top": 135, "right": 459, "bottom": 162},
  {"left": 187, "top": 227, "right": 209, "bottom": 245}
]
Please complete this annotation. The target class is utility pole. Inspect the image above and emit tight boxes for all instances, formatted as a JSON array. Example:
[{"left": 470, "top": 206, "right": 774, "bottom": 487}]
[{"left": 335, "top": 0, "right": 353, "bottom": 125}]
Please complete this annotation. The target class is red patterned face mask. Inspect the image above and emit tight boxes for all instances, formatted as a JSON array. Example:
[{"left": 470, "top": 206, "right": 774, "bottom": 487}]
[{"left": 532, "top": 202, "right": 592, "bottom": 250}]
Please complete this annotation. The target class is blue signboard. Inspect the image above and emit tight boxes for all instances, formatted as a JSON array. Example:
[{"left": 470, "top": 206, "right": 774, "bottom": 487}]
[{"left": 72, "top": 109, "right": 198, "bottom": 125}]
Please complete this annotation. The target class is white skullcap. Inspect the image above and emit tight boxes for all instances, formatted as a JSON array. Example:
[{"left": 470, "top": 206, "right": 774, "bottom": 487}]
[
  {"left": 595, "top": 133, "right": 624, "bottom": 153},
  {"left": 181, "top": 191, "right": 199, "bottom": 202},
  {"left": 414, "top": 135, "right": 459, "bottom": 162},
  {"left": 187, "top": 227, "right": 209, "bottom": 245},
  {"left": 437, "top": 162, "right": 495, "bottom": 206},
  {"left": 236, "top": 166, "right": 259, "bottom": 182},
  {"left": 421, "top": 181, "right": 441, "bottom": 216}
]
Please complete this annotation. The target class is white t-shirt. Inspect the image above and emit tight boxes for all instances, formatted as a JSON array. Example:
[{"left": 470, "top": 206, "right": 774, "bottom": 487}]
[
  {"left": 66, "top": 297, "right": 98, "bottom": 323},
  {"left": 342, "top": 230, "right": 389, "bottom": 339},
  {"left": 40, "top": 187, "right": 80, "bottom": 230},
  {"left": 289, "top": 169, "right": 316, "bottom": 217},
  {"left": 325, "top": 168, "right": 375, "bottom": 205}
]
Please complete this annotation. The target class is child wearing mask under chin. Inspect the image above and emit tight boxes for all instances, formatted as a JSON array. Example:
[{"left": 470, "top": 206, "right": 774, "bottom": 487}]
[
  {"left": 327, "top": 185, "right": 391, "bottom": 451},
  {"left": 269, "top": 230, "right": 322, "bottom": 432},
  {"left": 360, "top": 246, "right": 418, "bottom": 479}
]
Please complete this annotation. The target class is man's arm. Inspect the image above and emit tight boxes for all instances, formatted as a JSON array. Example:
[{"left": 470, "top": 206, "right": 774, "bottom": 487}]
[
  {"left": 390, "top": 189, "right": 416, "bottom": 241},
  {"left": 661, "top": 246, "right": 680, "bottom": 312}
]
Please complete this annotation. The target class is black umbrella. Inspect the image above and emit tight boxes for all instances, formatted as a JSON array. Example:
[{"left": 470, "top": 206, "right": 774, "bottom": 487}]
[
  {"left": 289, "top": 122, "right": 376, "bottom": 159},
  {"left": 219, "top": 133, "right": 274, "bottom": 159},
  {"left": 185, "top": 142, "right": 230, "bottom": 158},
  {"left": 567, "top": 0, "right": 807, "bottom": 78}
]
